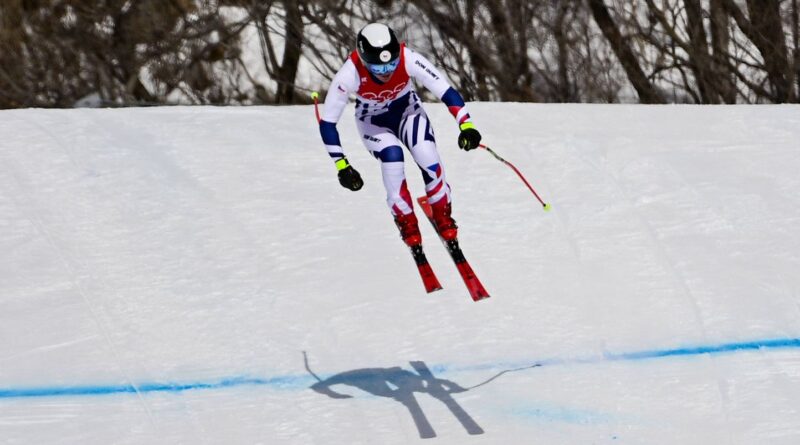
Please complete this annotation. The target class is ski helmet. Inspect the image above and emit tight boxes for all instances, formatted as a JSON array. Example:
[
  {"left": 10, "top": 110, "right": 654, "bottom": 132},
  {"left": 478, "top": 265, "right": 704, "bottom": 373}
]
[{"left": 356, "top": 23, "right": 400, "bottom": 75}]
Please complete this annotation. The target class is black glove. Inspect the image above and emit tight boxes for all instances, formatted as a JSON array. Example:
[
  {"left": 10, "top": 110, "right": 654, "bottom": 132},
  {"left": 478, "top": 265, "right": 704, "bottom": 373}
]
[
  {"left": 458, "top": 123, "right": 482, "bottom": 151},
  {"left": 337, "top": 164, "right": 363, "bottom": 191}
]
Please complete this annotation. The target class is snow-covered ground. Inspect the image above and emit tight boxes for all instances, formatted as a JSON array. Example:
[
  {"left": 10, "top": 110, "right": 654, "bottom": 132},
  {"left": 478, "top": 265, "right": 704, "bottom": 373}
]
[{"left": 1, "top": 103, "right": 799, "bottom": 444}]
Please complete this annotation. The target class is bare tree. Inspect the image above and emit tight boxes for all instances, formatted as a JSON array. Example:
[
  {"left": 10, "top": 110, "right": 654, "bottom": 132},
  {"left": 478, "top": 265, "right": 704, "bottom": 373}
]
[
  {"left": 721, "top": 0, "right": 794, "bottom": 102},
  {"left": 0, "top": 0, "right": 251, "bottom": 108},
  {"left": 236, "top": 0, "right": 307, "bottom": 104},
  {"left": 587, "top": 0, "right": 665, "bottom": 103},
  {"left": 583, "top": 0, "right": 798, "bottom": 103},
  {"left": 1, "top": 0, "right": 798, "bottom": 107}
]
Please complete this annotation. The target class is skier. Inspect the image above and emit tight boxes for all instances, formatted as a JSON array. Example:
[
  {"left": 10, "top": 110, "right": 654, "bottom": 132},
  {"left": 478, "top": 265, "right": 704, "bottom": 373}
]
[{"left": 317, "top": 22, "right": 482, "bottom": 248}]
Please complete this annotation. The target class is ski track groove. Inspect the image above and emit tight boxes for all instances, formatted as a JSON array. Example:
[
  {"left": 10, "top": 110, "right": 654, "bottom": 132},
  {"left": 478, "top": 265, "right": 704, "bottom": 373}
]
[
  {"left": 532, "top": 141, "right": 582, "bottom": 264},
  {"left": 2, "top": 143, "right": 160, "bottom": 434},
  {"left": 565, "top": 138, "right": 736, "bottom": 445},
  {"left": 82, "top": 111, "right": 245, "bottom": 445},
  {"left": 90, "top": 111, "right": 281, "bottom": 319}
]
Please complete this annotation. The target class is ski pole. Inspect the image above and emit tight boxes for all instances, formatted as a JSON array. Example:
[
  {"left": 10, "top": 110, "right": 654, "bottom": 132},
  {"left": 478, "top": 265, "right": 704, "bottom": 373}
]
[
  {"left": 311, "top": 91, "right": 321, "bottom": 123},
  {"left": 479, "top": 143, "right": 551, "bottom": 212}
]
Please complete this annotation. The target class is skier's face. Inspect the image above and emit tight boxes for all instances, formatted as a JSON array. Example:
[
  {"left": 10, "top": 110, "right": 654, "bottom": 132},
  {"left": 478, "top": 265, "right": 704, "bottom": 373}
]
[{"left": 366, "top": 58, "right": 399, "bottom": 82}]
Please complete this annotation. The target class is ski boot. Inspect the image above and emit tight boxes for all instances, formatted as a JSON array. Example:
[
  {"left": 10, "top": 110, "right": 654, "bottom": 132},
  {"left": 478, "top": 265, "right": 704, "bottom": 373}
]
[
  {"left": 430, "top": 199, "right": 458, "bottom": 241},
  {"left": 394, "top": 211, "right": 422, "bottom": 247}
]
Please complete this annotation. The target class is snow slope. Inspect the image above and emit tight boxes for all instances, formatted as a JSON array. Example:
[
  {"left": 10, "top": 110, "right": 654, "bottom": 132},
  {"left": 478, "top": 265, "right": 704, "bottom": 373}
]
[{"left": 1, "top": 103, "right": 799, "bottom": 444}]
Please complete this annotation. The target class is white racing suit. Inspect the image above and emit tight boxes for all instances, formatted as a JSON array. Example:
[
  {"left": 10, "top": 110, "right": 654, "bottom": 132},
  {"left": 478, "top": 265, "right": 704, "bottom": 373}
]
[{"left": 319, "top": 44, "right": 474, "bottom": 216}]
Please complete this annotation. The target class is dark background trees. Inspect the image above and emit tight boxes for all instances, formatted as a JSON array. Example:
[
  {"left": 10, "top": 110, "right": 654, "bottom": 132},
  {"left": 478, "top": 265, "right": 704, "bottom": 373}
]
[{"left": 1, "top": 0, "right": 798, "bottom": 108}]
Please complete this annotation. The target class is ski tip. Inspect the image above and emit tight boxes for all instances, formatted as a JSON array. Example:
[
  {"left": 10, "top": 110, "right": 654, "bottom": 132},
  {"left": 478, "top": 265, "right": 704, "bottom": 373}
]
[{"left": 427, "top": 286, "right": 444, "bottom": 294}]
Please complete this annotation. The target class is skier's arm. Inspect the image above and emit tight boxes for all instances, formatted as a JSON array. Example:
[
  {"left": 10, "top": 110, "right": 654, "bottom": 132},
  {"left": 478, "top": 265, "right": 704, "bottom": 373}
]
[
  {"left": 319, "top": 60, "right": 363, "bottom": 190},
  {"left": 405, "top": 48, "right": 482, "bottom": 150}
]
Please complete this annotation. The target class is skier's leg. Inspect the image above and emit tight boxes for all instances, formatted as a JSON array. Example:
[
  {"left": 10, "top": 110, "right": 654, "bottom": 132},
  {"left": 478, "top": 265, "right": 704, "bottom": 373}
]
[
  {"left": 357, "top": 119, "right": 421, "bottom": 246},
  {"left": 398, "top": 113, "right": 451, "bottom": 205},
  {"left": 400, "top": 113, "right": 457, "bottom": 240}
]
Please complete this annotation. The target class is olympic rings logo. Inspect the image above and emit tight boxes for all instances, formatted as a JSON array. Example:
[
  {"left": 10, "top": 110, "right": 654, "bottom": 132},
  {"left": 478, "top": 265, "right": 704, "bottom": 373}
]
[{"left": 361, "top": 81, "right": 408, "bottom": 103}]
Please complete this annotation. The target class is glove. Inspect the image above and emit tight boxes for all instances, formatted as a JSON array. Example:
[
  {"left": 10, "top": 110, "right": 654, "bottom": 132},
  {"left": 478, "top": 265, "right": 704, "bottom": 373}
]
[
  {"left": 457, "top": 122, "right": 481, "bottom": 151},
  {"left": 336, "top": 158, "right": 363, "bottom": 191}
]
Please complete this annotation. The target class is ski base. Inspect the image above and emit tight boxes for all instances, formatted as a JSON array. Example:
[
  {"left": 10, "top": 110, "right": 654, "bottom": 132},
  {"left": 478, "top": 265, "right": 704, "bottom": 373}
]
[
  {"left": 416, "top": 196, "right": 490, "bottom": 301},
  {"left": 409, "top": 244, "right": 443, "bottom": 293}
]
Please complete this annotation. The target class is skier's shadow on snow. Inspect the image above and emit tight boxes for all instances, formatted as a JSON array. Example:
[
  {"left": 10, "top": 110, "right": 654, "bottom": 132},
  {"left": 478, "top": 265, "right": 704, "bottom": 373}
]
[{"left": 304, "top": 354, "right": 491, "bottom": 439}]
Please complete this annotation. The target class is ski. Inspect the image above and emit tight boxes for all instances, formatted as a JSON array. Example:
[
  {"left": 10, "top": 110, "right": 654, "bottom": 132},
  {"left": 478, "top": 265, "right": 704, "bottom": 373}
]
[
  {"left": 409, "top": 244, "right": 443, "bottom": 293},
  {"left": 416, "top": 197, "right": 490, "bottom": 301}
]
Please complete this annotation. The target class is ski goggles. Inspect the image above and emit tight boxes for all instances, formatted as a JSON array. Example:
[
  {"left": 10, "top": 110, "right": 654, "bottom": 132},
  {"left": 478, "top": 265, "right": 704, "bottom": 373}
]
[{"left": 365, "top": 58, "right": 400, "bottom": 75}]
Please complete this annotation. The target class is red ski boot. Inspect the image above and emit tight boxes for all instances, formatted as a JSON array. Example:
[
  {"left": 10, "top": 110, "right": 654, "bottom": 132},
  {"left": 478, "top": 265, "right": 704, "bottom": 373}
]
[
  {"left": 394, "top": 212, "right": 422, "bottom": 246},
  {"left": 430, "top": 199, "right": 458, "bottom": 241}
]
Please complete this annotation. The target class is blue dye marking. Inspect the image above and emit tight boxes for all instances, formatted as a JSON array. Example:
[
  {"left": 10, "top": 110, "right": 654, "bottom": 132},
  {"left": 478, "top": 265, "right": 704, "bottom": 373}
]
[
  {"left": 0, "top": 376, "right": 315, "bottom": 400},
  {"left": 442, "top": 338, "right": 800, "bottom": 376},
  {"left": 2, "top": 337, "right": 799, "bottom": 400},
  {"left": 604, "top": 338, "right": 800, "bottom": 362},
  {"left": 511, "top": 403, "right": 614, "bottom": 424}
]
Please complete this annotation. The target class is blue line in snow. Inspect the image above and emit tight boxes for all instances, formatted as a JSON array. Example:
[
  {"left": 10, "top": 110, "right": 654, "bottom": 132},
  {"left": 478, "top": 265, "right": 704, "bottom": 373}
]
[
  {"left": 605, "top": 337, "right": 800, "bottom": 361},
  {"left": 0, "top": 376, "right": 312, "bottom": 400},
  {"left": 1, "top": 337, "right": 798, "bottom": 400}
]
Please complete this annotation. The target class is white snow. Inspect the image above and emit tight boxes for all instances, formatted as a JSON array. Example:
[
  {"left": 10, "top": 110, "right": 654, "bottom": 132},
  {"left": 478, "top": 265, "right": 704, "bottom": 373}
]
[{"left": 1, "top": 103, "right": 800, "bottom": 444}]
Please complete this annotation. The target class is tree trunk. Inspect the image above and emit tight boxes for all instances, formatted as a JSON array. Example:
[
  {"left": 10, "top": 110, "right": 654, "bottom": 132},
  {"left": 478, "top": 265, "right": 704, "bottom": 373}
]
[
  {"left": 275, "top": 0, "right": 304, "bottom": 104},
  {"left": 683, "top": 0, "right": 720, "bottom": 103},
  {"left": 466, "top": 0, "right": 491, "bottom": 101},
  {"left": 486, "top": 0, "right": 536, "bottom": 101},
  {"left": 554, "top": 0, "right": 576, "bottom": 102},
  {"left": 709, "top": 0, "right": 737, "bottom": 103},
  {"left": 746, "top": 0, "right": 792, "bottom": 102},
  {"left": 587, "top": 0, "right": 665, "bottom": 103},
  {"left": 722, "top": 0, "right": 791, "bottom": 102},
  {"left": 792, "top": 0, "right": 800, "bottom": 101}
]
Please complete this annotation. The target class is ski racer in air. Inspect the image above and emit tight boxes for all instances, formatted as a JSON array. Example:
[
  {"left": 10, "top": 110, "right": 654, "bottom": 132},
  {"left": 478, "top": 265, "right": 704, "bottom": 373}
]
[{"left": 317, "top": 22, "right": 482, "bottom": 249}]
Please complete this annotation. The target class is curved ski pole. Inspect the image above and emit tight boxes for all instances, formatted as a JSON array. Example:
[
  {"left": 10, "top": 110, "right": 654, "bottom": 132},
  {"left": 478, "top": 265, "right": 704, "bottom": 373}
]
[{"left": 479, "top": 143, "right": 551, "bottom": 211}]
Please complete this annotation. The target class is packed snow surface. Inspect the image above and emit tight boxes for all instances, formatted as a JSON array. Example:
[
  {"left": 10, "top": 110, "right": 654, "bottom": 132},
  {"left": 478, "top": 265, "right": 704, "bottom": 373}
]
[{"left": 1, "top": 103, "right": 800, "bottom": 444}]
